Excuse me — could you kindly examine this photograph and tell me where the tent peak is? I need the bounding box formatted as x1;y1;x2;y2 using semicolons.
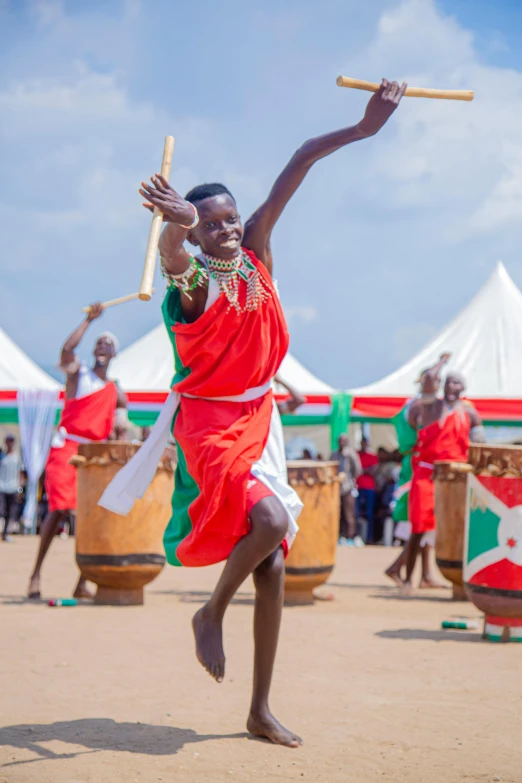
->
351;259;522;399
494;259;508;279
0;326;60;391
484;260;522;302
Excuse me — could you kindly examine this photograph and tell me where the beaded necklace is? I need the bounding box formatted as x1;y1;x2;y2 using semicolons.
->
202;249;272;314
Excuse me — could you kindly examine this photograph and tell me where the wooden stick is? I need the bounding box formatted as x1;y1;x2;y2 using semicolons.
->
336;76;474;102
139;135;175;301
82;290;155;313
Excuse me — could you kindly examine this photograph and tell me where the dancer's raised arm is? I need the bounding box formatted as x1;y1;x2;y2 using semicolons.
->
243;79;406;273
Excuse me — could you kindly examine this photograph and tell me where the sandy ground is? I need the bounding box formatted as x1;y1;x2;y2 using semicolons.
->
1;538;521;783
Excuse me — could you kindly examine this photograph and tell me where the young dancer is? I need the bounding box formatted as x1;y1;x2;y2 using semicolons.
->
106;79;407;747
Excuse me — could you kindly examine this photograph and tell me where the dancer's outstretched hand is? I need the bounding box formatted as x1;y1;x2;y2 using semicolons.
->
140;175;195;226
357;79;407;137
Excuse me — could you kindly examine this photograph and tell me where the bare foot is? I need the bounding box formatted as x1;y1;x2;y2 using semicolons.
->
27;574;41;600
400;580;413;595
192;605;225;682
247;710;302;748
419;578;446;589
72;578;94;600
385;567;404;587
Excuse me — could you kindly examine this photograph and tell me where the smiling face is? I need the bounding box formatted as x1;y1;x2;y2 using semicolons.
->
187;194;243;259
93;336;115;366
444;375;465;402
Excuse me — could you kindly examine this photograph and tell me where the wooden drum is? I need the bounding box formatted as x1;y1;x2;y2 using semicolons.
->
73;442;173;606
284;461;340;605
468;442;522;477
434;460;473;600
464;443;522;642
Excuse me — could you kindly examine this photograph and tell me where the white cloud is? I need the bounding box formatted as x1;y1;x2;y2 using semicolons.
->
5;0;522;390
342;0;522;241
0;68;154;123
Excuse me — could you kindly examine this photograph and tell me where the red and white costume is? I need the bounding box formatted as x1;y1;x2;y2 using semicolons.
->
45;365;117;512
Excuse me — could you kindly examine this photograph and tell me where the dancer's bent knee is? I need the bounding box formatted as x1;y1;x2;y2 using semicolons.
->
250;496;289;550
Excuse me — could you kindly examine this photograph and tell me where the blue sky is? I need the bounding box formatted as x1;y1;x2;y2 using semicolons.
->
2;0;522;388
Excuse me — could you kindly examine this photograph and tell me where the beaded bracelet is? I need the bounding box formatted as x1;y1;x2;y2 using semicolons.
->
161;256;208;300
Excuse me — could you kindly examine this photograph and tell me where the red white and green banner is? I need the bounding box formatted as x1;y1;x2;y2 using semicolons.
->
4;387;522;429
0;389;336;428
351;396;522;425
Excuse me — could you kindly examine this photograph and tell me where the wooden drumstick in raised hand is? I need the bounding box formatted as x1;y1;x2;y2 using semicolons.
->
82;290;155;313
336;76;474;101
139;135;175;301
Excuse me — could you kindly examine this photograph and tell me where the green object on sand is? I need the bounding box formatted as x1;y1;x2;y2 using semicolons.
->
441;620;479;630
48;599;78;607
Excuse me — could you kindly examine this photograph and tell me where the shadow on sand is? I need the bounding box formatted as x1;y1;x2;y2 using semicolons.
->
369;590;454;604
0;718;247;768
151;588;255;607
0;595;48;606
376;628;482;643
326;582;392;591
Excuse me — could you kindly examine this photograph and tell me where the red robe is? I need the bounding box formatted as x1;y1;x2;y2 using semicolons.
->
45;382;117;512
163;250;290;567
410;407;470;534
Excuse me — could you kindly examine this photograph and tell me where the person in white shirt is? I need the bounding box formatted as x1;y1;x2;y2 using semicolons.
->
0;435;22;542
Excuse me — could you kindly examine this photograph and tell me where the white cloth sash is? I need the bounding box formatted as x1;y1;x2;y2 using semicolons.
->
98;382;271;517
51;426;92;449
251;400;302;549
183;382;271;403
99;391;180;515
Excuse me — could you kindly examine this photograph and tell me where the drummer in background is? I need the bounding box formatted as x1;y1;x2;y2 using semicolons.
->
401;368;485;591
27;305;127;600
274;376;306;415
385;354;450;586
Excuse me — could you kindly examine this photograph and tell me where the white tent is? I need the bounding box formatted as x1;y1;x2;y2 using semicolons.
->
352;262;522;400
111;323;334;396
0;327;59;392
0;328;60;532
0;325;60;423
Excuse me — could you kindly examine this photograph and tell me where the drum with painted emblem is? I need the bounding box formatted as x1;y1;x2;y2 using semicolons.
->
464;443;522;642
